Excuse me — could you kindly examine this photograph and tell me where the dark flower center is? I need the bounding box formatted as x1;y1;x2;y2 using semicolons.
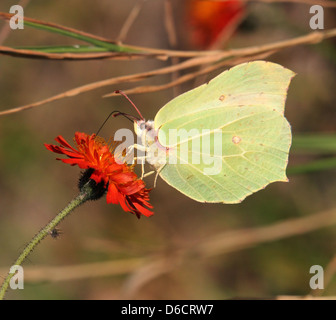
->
78;168;107;201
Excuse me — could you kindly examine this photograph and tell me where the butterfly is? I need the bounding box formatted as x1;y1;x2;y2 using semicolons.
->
117;61;295;204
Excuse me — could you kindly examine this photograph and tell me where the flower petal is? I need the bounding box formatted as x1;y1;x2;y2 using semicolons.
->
106;183;120;204
133;202;154;217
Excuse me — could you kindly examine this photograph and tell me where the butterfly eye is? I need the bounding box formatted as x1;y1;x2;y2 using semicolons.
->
145;124;153;131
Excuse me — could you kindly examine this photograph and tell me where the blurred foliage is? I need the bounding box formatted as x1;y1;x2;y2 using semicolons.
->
1;0;336;300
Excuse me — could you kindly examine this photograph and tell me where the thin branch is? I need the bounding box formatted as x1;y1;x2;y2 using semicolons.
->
103;51;274;97
164;0;181;96
0;45;157;60
1;10;336;60
196;207;336;258
0;11;218;58
117;0;147;43
164;0;178;48
0;54;221;116
0;12;117;43
0;258;146;283
1;28;336;116
215;29;336;60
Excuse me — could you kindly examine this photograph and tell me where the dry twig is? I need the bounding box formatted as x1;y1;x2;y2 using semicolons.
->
1;28;335;116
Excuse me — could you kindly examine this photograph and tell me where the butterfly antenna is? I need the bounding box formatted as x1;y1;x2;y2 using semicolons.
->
115;90;144;120
96;110;139;136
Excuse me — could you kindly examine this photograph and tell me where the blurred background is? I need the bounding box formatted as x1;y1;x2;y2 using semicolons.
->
1;0;336;300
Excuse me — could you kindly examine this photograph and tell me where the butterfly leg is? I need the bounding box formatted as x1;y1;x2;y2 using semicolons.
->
127;143;152;179
123;143;148;179
142;170;155;178
132;156;147;179
136;169;159;188
126;144;163;181
153;164;166;188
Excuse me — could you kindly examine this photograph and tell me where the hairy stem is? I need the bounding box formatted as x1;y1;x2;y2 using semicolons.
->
0;185;92;300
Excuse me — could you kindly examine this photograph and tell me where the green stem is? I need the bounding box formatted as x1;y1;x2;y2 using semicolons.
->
24;21;139;53
0;185;92;300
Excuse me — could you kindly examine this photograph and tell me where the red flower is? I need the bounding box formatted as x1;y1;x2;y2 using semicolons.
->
44;132;153;218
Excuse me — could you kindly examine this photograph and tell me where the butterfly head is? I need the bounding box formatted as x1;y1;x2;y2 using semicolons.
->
134;119;158;147
134;119;154;137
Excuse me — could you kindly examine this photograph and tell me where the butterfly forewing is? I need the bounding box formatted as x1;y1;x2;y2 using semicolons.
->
153;61;294;203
